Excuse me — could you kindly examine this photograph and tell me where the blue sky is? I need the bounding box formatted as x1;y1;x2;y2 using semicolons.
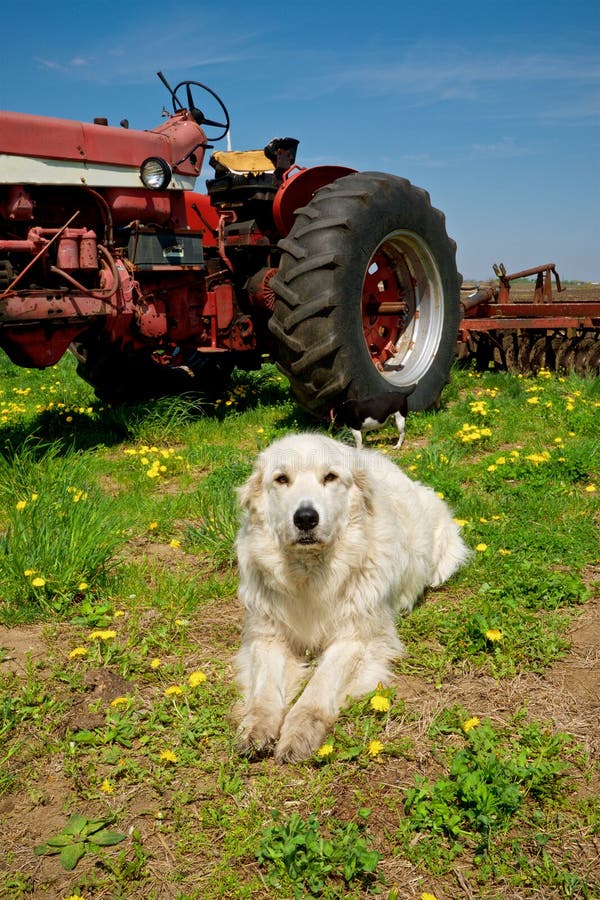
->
2;0;598;281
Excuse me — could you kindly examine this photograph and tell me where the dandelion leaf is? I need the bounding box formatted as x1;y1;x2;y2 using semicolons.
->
59;841;86;870
87;828;127;846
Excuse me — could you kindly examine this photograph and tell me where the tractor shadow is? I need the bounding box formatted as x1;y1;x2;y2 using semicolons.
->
0;364;315;460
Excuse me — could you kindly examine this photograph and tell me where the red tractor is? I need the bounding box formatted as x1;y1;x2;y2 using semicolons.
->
0;73;463;411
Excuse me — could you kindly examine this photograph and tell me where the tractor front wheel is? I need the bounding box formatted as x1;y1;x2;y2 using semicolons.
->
71;340;233;405
269;172;461;413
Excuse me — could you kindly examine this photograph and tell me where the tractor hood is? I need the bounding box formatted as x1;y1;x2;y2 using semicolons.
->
0;109;206;189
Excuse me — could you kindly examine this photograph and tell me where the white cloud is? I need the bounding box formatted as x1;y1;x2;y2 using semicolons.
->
33;18;257;84
287;44;600;121
470;136;528;158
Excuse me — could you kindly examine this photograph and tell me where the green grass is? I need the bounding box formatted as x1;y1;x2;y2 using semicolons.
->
0;352;598;899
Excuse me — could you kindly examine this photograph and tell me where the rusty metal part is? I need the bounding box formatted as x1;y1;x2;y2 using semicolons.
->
0;211;80;298
459;263;600;374
461;286;495;315
461;328;600;377
492;262;562;302
49;244;120;300
246;267;278;312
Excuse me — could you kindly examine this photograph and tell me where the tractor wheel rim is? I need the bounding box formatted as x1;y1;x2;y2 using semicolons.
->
361;230;445;386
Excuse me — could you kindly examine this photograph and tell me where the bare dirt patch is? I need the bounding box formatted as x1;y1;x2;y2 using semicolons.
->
0;624;49;675
1;586;598;898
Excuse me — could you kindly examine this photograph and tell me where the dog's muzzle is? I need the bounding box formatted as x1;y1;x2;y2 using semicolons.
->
293;504;320;544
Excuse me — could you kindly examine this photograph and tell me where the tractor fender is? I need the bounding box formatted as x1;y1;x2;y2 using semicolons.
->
272;165;357;236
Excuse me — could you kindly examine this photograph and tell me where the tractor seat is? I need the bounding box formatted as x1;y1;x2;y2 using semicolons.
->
206;138;299;209
210;149;275;176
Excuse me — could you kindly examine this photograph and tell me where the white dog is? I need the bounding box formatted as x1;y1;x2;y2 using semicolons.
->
234;433;469;762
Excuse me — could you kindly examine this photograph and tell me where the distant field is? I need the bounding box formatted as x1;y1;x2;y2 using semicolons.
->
463;277;599;302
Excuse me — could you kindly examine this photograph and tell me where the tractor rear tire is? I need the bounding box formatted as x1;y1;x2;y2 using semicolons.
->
268;171;461;414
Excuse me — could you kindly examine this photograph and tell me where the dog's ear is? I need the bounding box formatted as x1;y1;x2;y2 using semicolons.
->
352;465;375;515
237;467;263;512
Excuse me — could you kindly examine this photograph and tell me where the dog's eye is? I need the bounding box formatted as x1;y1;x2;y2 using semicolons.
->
274;473;289;485
323;471;338;484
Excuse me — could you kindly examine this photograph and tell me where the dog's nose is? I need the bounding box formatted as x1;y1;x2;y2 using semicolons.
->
293;505;319;531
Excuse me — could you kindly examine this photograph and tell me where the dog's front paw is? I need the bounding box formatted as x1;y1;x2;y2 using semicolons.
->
274;708;331;763
237;711;283;758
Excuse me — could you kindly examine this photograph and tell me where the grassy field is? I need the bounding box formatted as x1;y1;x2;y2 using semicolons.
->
0;352;598;899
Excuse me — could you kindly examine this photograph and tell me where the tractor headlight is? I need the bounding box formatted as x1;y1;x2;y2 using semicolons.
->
140;157;172;190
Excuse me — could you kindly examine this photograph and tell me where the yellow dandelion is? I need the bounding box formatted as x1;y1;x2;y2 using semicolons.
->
422;893;439;900
453;518;469;528
370;694;391;713
150;657;162;669
88;629;117;641
110;696;129;707
164;685;183;696
367;739;384;757
584;484;597;493
475;543;488;552
159;749;178;763
78;582;89;591
31;576;46;587
498;549;512;556
316;743;334;758
16;499;27;510
485;628;503;642
148;521;159;530
113;609;125;618
462;716;480;733
100;778;114;795
24;568;36;576
169;539;181;549
69;646;88;659
62;894;88;900
188;671;207;687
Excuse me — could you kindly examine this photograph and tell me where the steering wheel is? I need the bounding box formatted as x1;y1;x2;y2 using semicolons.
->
171;80;230;141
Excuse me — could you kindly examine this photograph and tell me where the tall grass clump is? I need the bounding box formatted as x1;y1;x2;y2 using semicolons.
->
0;442;126;618
186;462;250;568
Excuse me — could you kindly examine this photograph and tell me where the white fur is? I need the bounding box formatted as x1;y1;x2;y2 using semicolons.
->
234;432;469;762
350;410;406;449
